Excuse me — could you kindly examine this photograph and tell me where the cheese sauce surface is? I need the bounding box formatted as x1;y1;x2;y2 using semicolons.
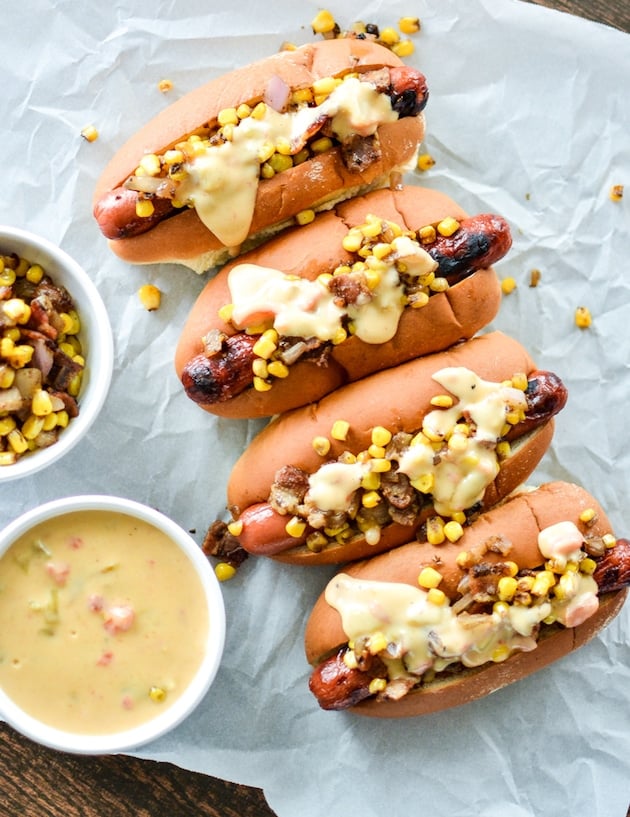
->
227;234;436;344
0;511;210;734
178;77;399;247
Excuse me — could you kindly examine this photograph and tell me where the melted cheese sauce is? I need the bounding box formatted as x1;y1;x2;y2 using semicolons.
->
227;235;436;344
177;77;399;247
0;511;210;734
326;566;599;681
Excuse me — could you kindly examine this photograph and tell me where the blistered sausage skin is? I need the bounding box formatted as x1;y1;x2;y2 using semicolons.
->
181;213;512;407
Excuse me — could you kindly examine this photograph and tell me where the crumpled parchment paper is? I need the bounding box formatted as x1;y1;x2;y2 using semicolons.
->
2;1;629;815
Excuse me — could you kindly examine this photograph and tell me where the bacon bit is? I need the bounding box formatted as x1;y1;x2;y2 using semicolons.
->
45;561;70;586
121;694;134;710
96;650;114;667
103;604;135;634
68;536;84;549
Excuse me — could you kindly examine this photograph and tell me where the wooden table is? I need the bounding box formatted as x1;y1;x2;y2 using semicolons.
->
1;2;628;815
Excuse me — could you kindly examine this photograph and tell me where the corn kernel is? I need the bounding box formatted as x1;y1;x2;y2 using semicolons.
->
158;78;173;93
267;360;289;379
307;532;328;553
497;576;518;601
369;457;391;473
368;678;387;695
311;9;337;35
342;231;364;253
575;306;592;329
81;124;99;142
392;39;415;58
427;587;447;605
250;101;267;120
0;451;17;466
501;277;517;295
411;473;434;494
399;16;421;34
217;303;234;324
312;77;339;97
227;519;243;537
253;331;278;359
269;152;293;173
253;376;272;392
251;358;268;379
603;533;617;549
7;345;34;368
579;557;597;575
370;426;392;447
285;516;306;538
492;644;511;663
3;298;31;324
31;389;53;417
0;416;17;435
426;516;445;545
310;436;330;458
291;87;314;105
215;562;237;582
532;570;556;596
418;566;442;589
367;443;386;460
430;394;454;409
56;410;69;428
135;198;155;218
331;420;350;441
504;561;519;577
436;217;460;237
138;284;161;311
343;650;358;670
444;520;464;542
8;429;28;454
578;507;596;524
529;268;542;287
361;471;381;491
362;491;382;509
418;224;437;244
609;184;624;202
217;107;239;127
295;209;315;226
368;632;389;654
330;327;347;346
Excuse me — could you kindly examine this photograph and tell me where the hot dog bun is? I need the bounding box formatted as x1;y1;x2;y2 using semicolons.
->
93;40;427;273
304;481;629;717
222;332;566;565
174;186;507;419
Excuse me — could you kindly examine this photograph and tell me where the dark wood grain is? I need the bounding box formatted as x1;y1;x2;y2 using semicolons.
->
1;3;628;817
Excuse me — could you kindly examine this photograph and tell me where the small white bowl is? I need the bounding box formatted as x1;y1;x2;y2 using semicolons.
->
0;495;226;754
0;227;113;482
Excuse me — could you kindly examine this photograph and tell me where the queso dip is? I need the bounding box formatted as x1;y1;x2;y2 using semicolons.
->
0;509;210;734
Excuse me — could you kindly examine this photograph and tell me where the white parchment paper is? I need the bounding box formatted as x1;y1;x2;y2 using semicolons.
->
2;1;630;815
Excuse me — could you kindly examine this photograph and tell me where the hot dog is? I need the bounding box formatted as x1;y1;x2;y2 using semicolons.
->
93;40;428;274
174;186;509;419
304;481;630;717
208;332;567;566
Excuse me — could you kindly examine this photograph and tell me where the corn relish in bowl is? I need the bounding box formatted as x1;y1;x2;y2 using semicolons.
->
0;226;113;482
0;495;226;754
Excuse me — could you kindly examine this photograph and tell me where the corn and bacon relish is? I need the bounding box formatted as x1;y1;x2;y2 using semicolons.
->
0;253;84;466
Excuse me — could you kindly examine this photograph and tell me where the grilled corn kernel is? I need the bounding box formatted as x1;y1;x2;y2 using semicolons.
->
56;410;69;428
158;78;173;93
311;9;336;34
501;277;517;295
81;124;99;142
610;184;624;201
0;416;17;435
31;389;53;417
368;678;387;695
529;268;542;287
426;516;445;545
306;532;328;553
532;570;556;596
252;358;268;379
399;16;421;34
7;344;34;368
362;491;382;509
575;306;592;329
285;516;307;538
331;420;350;441
418;225;437;245
0;451;17;466
312;436;331;456
497;576;518;601
579;557;597;575
253;376;272;392
253;330;278;359
295;208;315;226
7;429;28;454
138;284;161;311
444;521;464;543
418;566;443;589
427;587;447;605
215;562;237;582
578;507;596;524
267;360;289;379
135;198;155;218
226;519;243;537
3;298;31;324
436;217;460;237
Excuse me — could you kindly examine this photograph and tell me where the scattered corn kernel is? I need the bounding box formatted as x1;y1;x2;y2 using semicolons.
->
311;9;337;35
603;533;617;549
215;562;237;582
392;39;415;58
497;576;518;601
529;268;542;287
426;516;445;545
267;360;289;378
575;306;592;329
135;198;155;218
253;376;272;392
81;124;99;142
157;78;173;93
444;521;464;543
227;519;243;537
362;491;382;509
368;632;389;654
343;650;358;670
368;678;387;695
430;394;454;409
427;587;447;605
331;420;350;441
372;426;393;449
295;208;316;226
138;284;161;311
399;16;421;34
312;435;331;456
285;516;307;538
418;566;443;589
492;644;511;663
501;277;517;295
609;184;624;201
579;557;597;575
579;507;597;524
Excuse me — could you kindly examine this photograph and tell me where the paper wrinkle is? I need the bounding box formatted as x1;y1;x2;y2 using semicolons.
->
2;1;630;816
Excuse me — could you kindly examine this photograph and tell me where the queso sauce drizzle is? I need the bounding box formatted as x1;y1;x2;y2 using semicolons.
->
0;510;210;734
